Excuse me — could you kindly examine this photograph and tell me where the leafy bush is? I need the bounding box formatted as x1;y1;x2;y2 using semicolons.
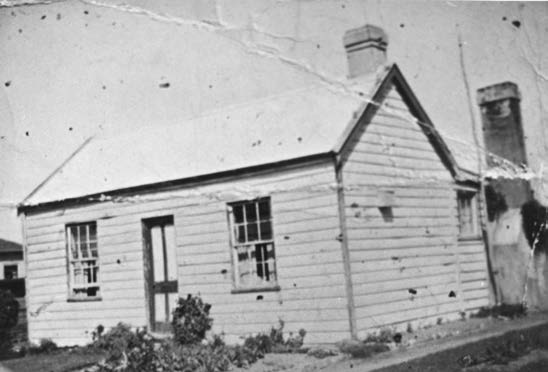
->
0;289;18;329
242;320;307;355
94;318;307;371
27;338;59;355
337;339;389;358
0;289;19;357
307;347;339;359
473;304;527;319
172;294;213;346
94;299;307;371
93;323;152;363
337;330;395;359
96;333;254;372
363;328;396;344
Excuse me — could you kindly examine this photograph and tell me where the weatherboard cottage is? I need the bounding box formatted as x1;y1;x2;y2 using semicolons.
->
18;25;490;346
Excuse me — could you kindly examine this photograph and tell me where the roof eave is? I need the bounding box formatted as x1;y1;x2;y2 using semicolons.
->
18;151;336;215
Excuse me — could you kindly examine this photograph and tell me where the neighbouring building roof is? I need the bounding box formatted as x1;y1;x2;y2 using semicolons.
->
20;64;471;210
0;238;22;254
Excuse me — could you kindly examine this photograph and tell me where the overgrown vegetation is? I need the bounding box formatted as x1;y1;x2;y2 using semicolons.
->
336;328;398;359
0;289;19;359
473;304;527;319
26;338;59;355
92;295;307;371
458;334;534;368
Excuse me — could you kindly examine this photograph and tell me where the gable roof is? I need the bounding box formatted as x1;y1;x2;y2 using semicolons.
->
19;64;463;211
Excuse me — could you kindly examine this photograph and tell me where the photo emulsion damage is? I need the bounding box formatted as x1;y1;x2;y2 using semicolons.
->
1;1;548;371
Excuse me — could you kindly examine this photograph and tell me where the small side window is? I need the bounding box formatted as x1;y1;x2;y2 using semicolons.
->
457;190;480;239
3;265;18;280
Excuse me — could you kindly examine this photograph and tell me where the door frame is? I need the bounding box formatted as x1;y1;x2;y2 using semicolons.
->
141;215;176;333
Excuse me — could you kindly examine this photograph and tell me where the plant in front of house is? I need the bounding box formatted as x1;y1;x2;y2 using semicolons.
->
26;338;59;355
241;319;307;355
0;289;19;359
94;295;308;371
171;294;213;346
336;328;401;359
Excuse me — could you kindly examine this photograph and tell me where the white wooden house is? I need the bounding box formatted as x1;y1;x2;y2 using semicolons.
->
18;25;490;346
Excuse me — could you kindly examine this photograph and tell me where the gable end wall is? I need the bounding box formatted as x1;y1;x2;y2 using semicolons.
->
341;84;489;338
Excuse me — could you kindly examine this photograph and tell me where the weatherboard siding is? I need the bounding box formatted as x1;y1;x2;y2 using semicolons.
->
24;160;350;346
342;86;488;337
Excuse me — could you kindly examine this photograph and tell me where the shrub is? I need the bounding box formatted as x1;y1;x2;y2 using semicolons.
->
0;289;19;357
473;304;527;319
0;289;19;330
172;294;213;346
242;320;307;354
363;328;395;344
307;347;339;359
337;339;389;358
95;320;307;371
93;323;151;362
27;338;58;355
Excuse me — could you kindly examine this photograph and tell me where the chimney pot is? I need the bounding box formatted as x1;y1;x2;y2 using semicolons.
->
344;24;388;78
477;81;520;105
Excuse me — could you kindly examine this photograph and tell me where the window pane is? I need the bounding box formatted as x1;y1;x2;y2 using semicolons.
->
164;224;178;281
151;226;165;282
236;225;246;243
259;221;272;240
265;243;275;259
258;200;270;220
89;223;97;242
247;223;259;241
69;227;78;259
73;262;83;285
233;205;244;223
245;203;257;222
237;246;250;262
457;191;476;236
90;242;98;258
3;265;18;280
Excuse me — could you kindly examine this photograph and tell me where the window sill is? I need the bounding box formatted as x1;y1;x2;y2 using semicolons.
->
231;285;281;294
67;296;102;302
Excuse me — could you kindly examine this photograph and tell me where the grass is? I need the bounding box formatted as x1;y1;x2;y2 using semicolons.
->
0;347;105;372
372;323;548;372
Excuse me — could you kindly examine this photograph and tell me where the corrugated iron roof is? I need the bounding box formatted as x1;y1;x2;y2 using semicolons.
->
20;64;476;208
22;72;381;206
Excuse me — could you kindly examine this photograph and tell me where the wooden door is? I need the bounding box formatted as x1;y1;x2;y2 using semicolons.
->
142;216;178;333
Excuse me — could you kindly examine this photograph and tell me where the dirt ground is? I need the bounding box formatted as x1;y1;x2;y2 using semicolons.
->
234;313;548;372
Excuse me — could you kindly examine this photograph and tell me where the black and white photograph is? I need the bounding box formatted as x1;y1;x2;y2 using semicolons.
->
1;1;548;371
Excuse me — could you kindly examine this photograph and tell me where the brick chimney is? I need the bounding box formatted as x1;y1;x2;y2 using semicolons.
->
477;82;530;210
343;24;388;78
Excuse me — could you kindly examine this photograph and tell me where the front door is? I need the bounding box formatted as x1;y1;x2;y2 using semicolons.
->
142;216;178;333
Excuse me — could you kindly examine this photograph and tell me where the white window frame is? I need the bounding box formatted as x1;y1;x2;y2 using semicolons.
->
65;222;101;300
227;197;278;291
457;189;480;240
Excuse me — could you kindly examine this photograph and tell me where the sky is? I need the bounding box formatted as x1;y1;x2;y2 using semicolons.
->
1;0;547;243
